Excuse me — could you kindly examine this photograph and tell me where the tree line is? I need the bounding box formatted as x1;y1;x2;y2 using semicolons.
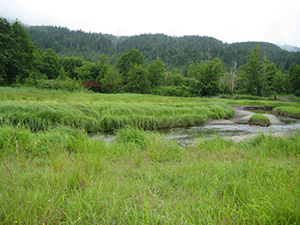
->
26;25;300;72
1;18;300;97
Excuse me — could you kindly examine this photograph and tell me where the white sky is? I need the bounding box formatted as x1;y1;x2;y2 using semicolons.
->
1;0;300;46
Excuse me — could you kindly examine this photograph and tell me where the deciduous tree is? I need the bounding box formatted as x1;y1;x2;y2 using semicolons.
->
100;65;124;93
125;64;150;93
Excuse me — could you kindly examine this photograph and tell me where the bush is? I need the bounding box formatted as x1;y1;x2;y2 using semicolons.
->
233;95;269;101
150;86;193;97
36;79;85;92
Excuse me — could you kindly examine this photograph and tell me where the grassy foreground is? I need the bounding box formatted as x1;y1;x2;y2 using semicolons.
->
1;87;300;224
0;126;300;224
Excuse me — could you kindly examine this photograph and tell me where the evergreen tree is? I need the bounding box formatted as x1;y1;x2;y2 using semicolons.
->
0;18;35;85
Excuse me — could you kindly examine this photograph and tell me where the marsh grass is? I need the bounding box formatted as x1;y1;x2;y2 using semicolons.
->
0;88;234;133
0;125;300;224
272;106;300;119
1;87;300;224
249;114;271;126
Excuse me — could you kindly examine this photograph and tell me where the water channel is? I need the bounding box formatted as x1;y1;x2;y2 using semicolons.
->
162;117;300;144
93;116;300;145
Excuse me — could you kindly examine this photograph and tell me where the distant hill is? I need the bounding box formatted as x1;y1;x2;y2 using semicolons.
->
26;25;300;72
278;44;300;52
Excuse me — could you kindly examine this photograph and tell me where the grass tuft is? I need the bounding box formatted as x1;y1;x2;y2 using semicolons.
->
249;114;271;127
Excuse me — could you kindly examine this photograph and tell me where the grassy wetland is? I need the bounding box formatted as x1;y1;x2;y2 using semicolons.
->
1;87;300;224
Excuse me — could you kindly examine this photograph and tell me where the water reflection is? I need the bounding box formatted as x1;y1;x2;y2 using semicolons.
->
162;122;300;142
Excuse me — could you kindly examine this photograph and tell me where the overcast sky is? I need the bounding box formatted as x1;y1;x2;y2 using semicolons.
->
1;0;300;46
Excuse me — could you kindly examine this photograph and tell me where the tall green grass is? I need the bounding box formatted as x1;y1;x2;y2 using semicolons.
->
0;126;299;224
0;88;234;132
249;114;271;126
272;106;300;119
1;87;300;224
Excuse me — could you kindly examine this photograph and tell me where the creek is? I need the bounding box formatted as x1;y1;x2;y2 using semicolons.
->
162;117;300;144
92;105;300;144
92;116;300;145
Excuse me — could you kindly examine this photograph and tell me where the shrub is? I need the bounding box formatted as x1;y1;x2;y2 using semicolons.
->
36;79;86;92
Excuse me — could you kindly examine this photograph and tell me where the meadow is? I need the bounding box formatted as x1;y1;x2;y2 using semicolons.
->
0;87;300;224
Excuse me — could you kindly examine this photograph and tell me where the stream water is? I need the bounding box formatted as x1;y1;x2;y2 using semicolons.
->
161;118;300;144
92;117;300;145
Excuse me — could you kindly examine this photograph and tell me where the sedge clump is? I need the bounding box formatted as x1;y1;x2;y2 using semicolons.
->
249;114;270;127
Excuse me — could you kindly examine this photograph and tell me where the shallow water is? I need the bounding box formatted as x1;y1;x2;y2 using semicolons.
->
92;117;300;144
162;120;300;143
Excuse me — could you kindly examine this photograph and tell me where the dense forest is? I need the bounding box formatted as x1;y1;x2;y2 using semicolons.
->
1;18;300;97
26;25;300;72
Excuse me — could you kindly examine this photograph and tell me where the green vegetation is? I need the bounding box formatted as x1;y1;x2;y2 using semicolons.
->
2;18;300;97
1;87;300;224
0;87;234;133
272;106;300;119
1;17;300;223
25;26;300;72
1;125;300;224
249;114;271;127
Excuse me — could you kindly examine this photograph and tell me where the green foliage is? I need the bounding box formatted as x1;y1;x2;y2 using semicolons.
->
117;48;145;78
1;86;300;224
39;48;60;79
0;125;87;155
61;56;84;79
125;64;150;94
239;45;280;96
2;19;300;97
116;127;149;147
0;87;234;132
1;125;300;224
248;114;270;127
100;65;124;93
288;63;300;96
272;70;291;94
74;61;105;81
165;69;186;86
0;18;35;85
187;57;224;96
36;79;85;92
26;26;300;72
148;59;165;86
150;85;193;97
233;95;269;101
272;106;300;119
56;67;69;81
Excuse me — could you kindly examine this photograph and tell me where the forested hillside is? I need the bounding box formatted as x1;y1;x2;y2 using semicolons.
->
2;18;300;97
26;25;300;71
